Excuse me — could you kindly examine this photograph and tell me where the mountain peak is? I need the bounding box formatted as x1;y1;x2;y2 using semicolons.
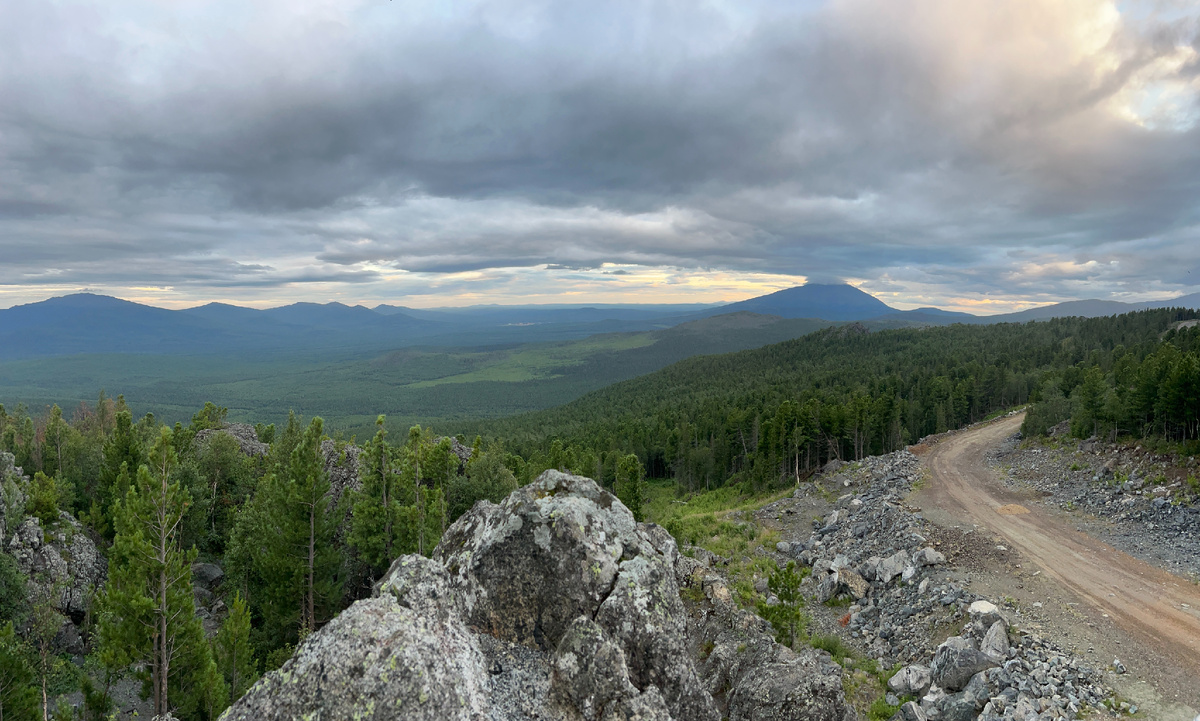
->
717;283;895;321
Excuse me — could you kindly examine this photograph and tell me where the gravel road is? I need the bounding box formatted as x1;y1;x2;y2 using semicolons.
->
914;413;1200;719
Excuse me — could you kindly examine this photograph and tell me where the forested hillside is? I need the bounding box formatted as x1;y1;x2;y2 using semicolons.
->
474;309;1200;493
1;307;1198;719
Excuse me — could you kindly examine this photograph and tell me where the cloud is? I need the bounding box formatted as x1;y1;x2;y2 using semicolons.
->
0;0;1197;310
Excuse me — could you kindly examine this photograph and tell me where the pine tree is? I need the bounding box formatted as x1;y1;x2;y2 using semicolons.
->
98;427;219;719
26;472;60;527
0;621;38;721
28;581;65;721
214;593;258;704
615;454;644;522
756;561;809;648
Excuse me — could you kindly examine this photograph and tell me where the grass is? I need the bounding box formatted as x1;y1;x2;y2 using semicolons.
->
643;479;792;606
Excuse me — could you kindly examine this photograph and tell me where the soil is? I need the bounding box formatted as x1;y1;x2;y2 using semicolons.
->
912;414;1200;720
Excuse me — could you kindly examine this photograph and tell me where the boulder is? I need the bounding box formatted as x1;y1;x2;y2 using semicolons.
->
7;512;106;623
192;562;224;591
980;620;1009;661
435;471;717;721
889;701;927;721
838;569;870;601
549;617;671;721
935;692;977;721
967;600;1005;628
929;637;998;692
877;549;910;585
912;548;945;567
887;664;932;698
704;634;848;721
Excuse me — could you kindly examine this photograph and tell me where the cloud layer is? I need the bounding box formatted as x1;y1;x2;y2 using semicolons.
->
1;0;1198;311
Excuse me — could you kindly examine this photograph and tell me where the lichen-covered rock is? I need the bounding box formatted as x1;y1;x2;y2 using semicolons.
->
437;470;718;721
7;512;106;623
550;617;671;721
219;595;492;721
195;423;268;457
435;471;644;650
706;633;848;721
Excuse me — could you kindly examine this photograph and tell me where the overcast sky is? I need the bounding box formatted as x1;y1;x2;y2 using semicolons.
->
1;0;1198;312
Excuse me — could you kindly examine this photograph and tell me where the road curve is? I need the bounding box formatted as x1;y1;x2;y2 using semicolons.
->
916;413;1200;682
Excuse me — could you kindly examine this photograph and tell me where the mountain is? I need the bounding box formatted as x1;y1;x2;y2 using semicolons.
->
707;283;896;321
0;294;243;359
967;293;1200;324
1142;292;1200;311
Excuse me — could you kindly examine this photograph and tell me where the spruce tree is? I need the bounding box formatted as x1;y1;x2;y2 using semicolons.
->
249;417;343;640
98;427;221;719
349;417;410;577
214;593;258;704
615;454;644;522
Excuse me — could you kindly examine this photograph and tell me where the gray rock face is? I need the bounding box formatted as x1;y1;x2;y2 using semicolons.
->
550;617;671;721
877;549;911;585
195;423;268;457
912;547;945;567
224;472;725;721
7;512;106;623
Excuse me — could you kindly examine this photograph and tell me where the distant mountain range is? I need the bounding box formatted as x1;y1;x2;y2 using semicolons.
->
1;285;1198;360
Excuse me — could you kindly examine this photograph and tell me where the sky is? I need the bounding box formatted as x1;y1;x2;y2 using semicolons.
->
1;0;1198;313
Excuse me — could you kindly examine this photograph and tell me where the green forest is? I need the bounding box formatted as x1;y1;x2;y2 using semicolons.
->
1;307;1198;719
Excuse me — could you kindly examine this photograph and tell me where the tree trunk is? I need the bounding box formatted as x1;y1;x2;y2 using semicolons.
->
307;502;316;633
382;450;392;562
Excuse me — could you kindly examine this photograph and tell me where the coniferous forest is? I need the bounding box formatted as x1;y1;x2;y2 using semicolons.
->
0;307;1198;719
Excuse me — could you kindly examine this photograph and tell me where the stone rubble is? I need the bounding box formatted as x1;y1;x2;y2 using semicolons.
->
772;450;1116;721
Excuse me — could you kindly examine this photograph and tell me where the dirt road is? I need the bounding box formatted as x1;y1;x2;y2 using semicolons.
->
914;413;1200;716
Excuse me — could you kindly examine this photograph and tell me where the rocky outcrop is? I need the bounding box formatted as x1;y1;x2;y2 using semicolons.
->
195;423;268;457
437;435;474;473
224;471;845;720
320;439;361;512
7;512;106;624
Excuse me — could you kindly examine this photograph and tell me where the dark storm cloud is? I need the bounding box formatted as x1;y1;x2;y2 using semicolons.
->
0;0;1198;308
